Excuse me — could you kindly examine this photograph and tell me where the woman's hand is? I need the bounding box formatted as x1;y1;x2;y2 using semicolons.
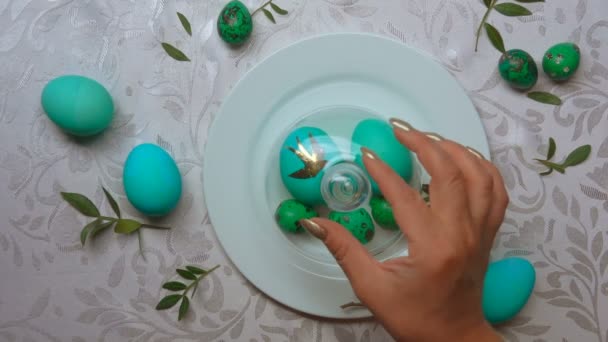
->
300;118;508;341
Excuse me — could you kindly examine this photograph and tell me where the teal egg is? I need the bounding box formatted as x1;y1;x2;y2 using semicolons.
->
351;119;414;195
123;144;182;217
41;75;114;136
279;127;339;206
482;257;536;324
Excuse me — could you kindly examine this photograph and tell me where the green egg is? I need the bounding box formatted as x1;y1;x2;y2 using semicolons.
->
498;49;538;91
217;0;253;45
274;199;318;233
329;208;375;244
370;197;398;230
542;42;581;81
41;75;114;136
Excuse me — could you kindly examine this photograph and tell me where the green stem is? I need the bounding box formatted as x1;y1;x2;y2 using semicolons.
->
141;224;171;230
475;0;496;52
137;229;147;262
534;159;566;173
98;216;169;230
182;265;220;298
251;0;272;16
99;216;118;222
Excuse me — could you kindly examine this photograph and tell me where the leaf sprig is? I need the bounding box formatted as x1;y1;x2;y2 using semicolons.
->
475;0;539;53
162;12;193;62
535;137;592;176
61;188;170;260
251;0;289;24
156;265;220;320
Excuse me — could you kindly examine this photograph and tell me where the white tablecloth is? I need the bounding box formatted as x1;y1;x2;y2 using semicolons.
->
1;0;607;341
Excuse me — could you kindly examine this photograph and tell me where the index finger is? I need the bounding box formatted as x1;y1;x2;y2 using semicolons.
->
389;118;471;224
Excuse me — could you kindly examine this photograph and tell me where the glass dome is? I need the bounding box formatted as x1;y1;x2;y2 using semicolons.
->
266;105;424;261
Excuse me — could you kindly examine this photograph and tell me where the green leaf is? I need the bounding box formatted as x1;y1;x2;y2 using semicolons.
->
535;159;566;173
483;23;506;53
262;8;276;23
483;0;492;7
178;296;189;321
162;281;187;291
562;145;592;167
547;137;556;160
514;0;544;2
61;193;100;217
527;91;562;105
177;12;192;36
176;269;197;280
156;294;183;310
89;221;114;239
186;266;206;275
161;43;190;62
80;219;101;246
114;219;142;234
102;187;120;218
494;3;532;16
270;2;288;15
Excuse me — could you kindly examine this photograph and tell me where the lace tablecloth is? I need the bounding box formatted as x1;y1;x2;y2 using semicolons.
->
1;0;607;341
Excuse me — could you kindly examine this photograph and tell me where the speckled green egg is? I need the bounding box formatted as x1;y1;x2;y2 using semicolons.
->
351;119;414;196
542;42;581;81
41;75;114;136
329;208;375;244
217;0;253;45
274;199;318;233
498;49;538;91
370;197;398;230
279;127;340;206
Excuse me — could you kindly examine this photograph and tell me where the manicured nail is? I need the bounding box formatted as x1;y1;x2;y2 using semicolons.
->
360;147;377;160
424;132;445;141
389;118;415;132
466;146;485;160
299;219;327;240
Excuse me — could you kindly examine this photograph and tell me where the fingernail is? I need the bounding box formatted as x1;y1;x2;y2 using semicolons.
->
466;146;485;160
360;147;377;160
299;219;327;240
424;132;445;141
389;118;415;132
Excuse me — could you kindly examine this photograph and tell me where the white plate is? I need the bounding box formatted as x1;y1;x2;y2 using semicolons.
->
203;33;489;319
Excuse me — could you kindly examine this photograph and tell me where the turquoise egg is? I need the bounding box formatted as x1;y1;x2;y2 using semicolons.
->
41;75;114;136
482;257;536;324
351;119;414;195
279;127;340;206
123;144;182;217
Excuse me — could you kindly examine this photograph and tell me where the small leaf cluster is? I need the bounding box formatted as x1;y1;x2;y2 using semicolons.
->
61;187;170;259
156;265;220;321
535;138;592;176
256;1;289;24
162;12;193;62
477;0;540;53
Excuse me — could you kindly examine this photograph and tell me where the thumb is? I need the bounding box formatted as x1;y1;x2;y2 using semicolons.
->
299;218;380;290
